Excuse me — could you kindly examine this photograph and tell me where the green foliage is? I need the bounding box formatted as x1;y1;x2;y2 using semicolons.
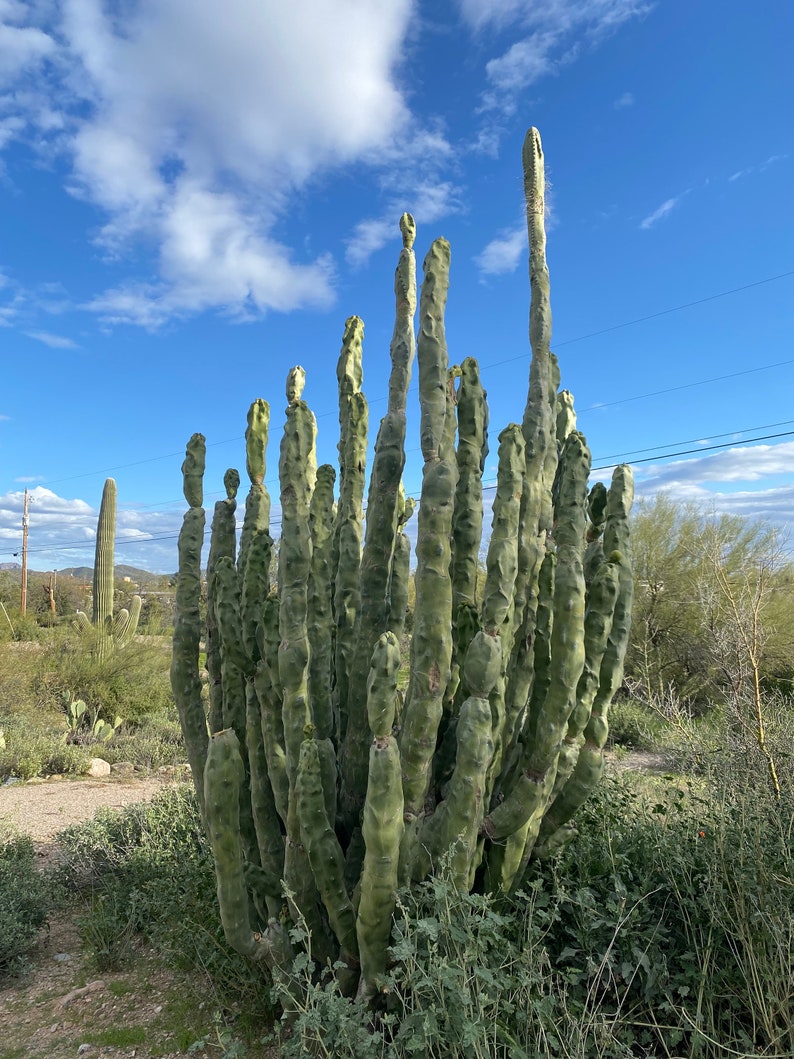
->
55;786;273;1022
0;832;49;977
0;718;92;779
606;698;664;751
41;636;173;724
628;495;794;710
535;764;794;1057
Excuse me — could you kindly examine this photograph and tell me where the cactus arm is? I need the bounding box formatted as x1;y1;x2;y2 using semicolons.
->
386;496;415;639
451;357;488;616
333;318;368;746
339;218;417;831
238;399;271;580
308;464;337;741
245;680;284;918
296;736;359;963
171;434;209;821
356;633;403;1001
399;237;457;825
204;728;294;973
206;471;240;734
416;690;495;890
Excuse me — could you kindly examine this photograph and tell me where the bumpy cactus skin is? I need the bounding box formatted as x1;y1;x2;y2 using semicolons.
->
172;128;634;1004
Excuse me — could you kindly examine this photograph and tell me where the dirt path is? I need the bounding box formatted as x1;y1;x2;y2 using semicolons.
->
0;772;227;1059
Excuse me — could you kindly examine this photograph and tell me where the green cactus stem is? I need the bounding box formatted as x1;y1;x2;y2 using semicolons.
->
204;728;294;972
357;633;403;1001
296;735;359;965
171;434;209;820
339;217;417;832
308;463;337;742
333;317;368;746
399;237;457;831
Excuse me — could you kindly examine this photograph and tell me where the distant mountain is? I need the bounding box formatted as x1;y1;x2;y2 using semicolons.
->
0;562;22;572
58;565;166;587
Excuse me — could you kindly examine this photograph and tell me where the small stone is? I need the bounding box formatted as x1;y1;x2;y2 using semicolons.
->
154;1004;162;1013
77;1045;92;1055
110;761;135;775
53;952;73;963
87;758;111;778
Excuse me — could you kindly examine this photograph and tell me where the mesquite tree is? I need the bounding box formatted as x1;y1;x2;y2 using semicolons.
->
171;128;634;1001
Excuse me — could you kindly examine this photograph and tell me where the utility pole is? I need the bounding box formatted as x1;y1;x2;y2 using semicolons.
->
20;488;29;617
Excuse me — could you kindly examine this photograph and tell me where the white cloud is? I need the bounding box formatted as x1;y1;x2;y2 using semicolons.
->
592;441;794;542
25;330;78;349
613;90;634;108
638;441;794;488
0;2;55;85
475;225;526;276
346;175;463;267
4;0;417;325
728;153;788;182
639;194;684;229
459;0;651;114
0;485;185;572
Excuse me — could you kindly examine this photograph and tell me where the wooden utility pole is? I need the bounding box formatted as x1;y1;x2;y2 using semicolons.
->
20;488;29;617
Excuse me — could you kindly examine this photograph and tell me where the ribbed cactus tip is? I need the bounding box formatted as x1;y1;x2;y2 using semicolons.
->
399;212;416;249
286;366;306;405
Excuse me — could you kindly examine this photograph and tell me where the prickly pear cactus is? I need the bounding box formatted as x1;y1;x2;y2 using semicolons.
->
171;127;634;1003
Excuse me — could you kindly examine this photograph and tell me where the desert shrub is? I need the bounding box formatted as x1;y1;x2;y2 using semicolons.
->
55;786;272;1021
0;832;49;977
97;713;185;770
536;768;794;1057
607;698;663;751
33;636;173;723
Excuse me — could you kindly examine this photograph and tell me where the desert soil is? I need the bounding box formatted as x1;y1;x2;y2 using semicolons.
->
0;772;224;1059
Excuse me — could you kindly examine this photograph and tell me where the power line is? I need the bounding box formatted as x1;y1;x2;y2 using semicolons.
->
26;266;793;493
19;422;794;559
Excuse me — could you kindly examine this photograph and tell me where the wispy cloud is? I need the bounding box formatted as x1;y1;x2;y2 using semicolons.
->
613;90;634;108
728;153;788;182
14;475;45;483
475;225;526;276
458;0;651;118
346;182;463;267
639;192;686;230
25;330;79;349
600;441;794;540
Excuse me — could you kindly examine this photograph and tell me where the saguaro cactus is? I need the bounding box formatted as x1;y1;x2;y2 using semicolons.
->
172;127;634;1003
75;477;141;658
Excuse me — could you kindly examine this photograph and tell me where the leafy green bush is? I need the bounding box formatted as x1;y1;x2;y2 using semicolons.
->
607;698;663;751
0;832;49;977
0;722;91;780
55;786;272;1022
535;769;794;1057
34;636;173;723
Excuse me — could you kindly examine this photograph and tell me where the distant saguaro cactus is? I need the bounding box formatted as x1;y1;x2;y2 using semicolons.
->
74;478;141;658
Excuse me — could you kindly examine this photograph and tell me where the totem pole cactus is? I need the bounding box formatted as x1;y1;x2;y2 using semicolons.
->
171;127;634;1003
75;477;141;658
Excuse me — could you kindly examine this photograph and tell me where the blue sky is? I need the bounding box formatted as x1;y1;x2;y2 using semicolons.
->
1;0;792;574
